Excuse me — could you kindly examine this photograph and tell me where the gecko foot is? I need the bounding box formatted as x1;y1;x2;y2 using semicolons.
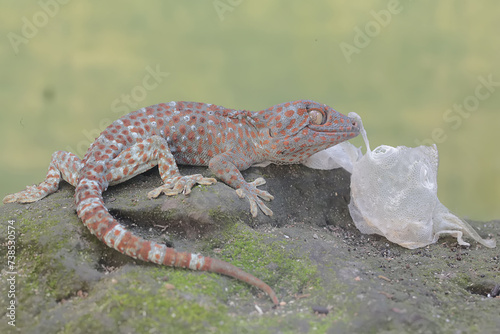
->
3;183;57;204
235;177;274;217
147;174;217;199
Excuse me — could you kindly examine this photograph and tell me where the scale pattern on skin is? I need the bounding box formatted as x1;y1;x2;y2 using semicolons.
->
4;100;360;305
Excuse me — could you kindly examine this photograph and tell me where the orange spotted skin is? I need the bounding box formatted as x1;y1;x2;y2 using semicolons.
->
3;100;359;305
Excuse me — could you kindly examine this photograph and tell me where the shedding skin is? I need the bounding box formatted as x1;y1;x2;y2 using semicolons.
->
3;100;360;305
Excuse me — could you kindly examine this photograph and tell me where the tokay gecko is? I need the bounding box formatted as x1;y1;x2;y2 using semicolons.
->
4;100;360;305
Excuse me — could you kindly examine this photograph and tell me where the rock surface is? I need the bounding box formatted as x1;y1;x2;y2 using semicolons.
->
0;164;498;333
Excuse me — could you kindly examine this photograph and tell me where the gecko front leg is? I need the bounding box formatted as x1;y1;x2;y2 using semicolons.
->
97;135;216;199
140;136;217;199
209;151;274;217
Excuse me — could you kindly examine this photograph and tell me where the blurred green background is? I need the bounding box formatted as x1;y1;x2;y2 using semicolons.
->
1;1;499;221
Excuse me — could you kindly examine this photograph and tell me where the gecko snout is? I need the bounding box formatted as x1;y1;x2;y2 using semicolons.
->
348;118;361;137
350;119;359;131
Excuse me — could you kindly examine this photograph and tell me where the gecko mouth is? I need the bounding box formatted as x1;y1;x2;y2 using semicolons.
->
309;117;360;136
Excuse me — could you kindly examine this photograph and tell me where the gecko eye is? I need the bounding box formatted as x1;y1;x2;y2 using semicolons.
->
308;108;325;125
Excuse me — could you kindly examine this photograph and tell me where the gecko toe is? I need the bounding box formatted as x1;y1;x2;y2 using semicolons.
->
248;177;266;187
246;196;273;217
3;194;17;204
257;200;273;216
197;177;217;185
148;174;216;199
3;185;52;204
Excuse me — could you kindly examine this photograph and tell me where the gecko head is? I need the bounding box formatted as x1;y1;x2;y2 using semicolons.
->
262;100;360;163
270;100;359;143
302;100;359;137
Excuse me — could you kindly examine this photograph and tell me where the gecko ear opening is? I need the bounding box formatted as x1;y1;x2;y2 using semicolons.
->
265;128;275;138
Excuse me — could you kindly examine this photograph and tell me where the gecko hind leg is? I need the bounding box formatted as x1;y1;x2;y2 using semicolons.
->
208;151;275;217
3;151;82;204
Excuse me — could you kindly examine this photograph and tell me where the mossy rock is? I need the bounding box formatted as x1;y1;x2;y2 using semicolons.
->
0;164;499;333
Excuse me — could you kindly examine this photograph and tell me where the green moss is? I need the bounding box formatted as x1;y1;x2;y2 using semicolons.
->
207;206;229;222
15;216;94;302
137;267;226;301
59;261;322;333
60;264;331;334
18;217;61;243
197;184;209;192
203;219;320;299
62;267;235;334
450;272;472;288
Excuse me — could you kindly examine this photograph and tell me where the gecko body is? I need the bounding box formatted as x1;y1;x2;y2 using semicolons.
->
4;100;360;305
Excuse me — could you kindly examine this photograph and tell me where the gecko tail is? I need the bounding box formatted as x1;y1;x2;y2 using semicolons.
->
75;177;279;305
206;257;279;305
